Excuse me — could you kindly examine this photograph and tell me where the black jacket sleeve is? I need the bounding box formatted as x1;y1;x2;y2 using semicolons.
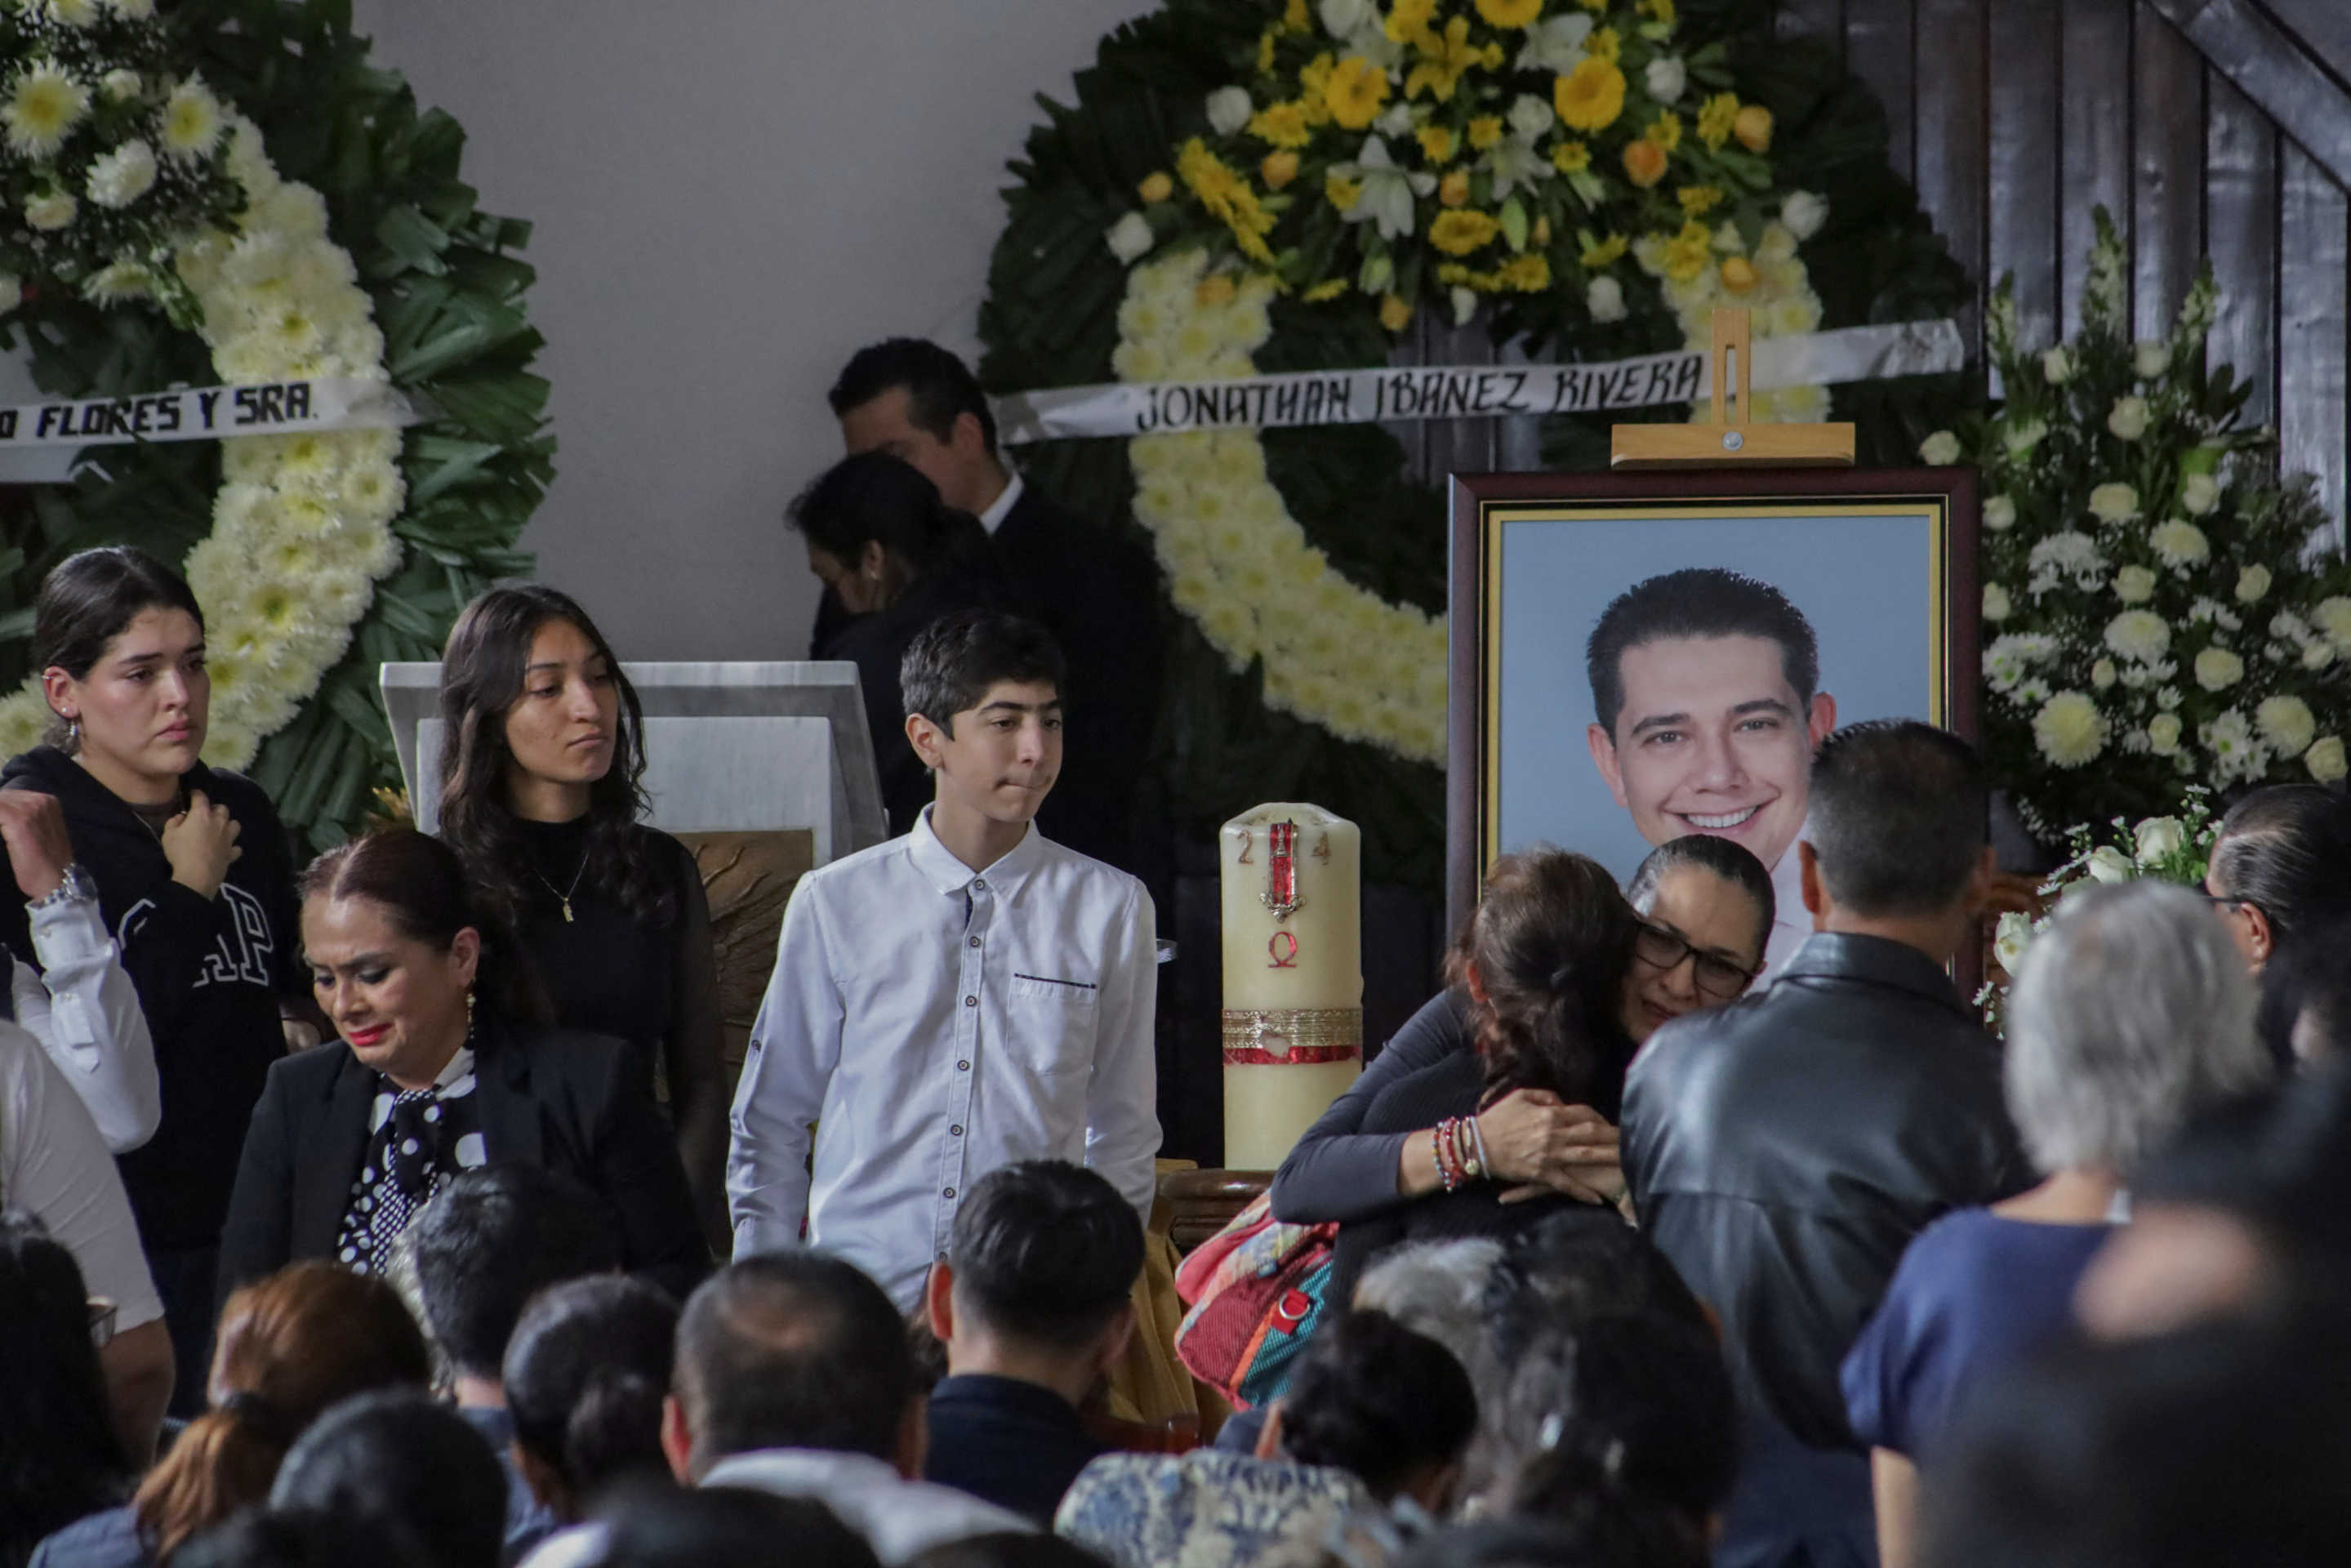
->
581;1042;714;1302
1269;990;1474;1224
216;1058;297;1305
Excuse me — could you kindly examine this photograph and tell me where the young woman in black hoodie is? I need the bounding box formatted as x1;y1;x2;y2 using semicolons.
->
0;547;306;1414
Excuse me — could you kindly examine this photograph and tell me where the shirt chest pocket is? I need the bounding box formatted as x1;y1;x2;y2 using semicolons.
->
1004;972;1098;1074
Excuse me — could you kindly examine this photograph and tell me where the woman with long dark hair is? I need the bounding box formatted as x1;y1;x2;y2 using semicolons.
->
0;546;309;1414
789;452;1004;835
0;1214;133;1568
1321;850;1663;1304
435;585;725;1234
29;1262;430;1568
215;829;708;1302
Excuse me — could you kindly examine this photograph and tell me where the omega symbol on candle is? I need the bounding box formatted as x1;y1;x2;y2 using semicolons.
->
1268;930;1299;968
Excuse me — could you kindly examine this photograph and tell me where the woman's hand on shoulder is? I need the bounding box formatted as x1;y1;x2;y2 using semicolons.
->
1479;1088;1623;1206
162;789;242;900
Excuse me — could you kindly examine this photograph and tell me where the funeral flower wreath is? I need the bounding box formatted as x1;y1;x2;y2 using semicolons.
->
0;0;547;848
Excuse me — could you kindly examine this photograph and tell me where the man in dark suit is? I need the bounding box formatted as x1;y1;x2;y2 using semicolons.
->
826;339;1163;878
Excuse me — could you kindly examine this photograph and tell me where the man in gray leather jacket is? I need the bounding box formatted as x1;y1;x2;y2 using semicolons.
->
1623;720;2031;1568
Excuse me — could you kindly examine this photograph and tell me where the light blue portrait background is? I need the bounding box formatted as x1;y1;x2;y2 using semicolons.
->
1494;510;1940;885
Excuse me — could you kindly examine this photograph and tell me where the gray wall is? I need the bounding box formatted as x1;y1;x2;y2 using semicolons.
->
353;0;1155;662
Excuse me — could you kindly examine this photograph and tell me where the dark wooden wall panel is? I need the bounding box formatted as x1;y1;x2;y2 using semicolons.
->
2204;70;2279;431
1845;3;1917;181
2133;14;2207;336
1776;0;1846;50
2063;0;2139;333
2278;142;2349;542
1913;0;1988;354
1986;0;2064;394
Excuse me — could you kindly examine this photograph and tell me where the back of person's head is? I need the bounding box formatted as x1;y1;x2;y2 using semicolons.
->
1396;1512;1708;1568
268;1391;505;1568
908;1535;1112;1568
1585;568;1818;737
828;337;997;454
1276;1310;1477;1503
1924;1313;2351;1567
170;1508;423;1568
505;1275;680;1517
1353;1238;1503;1372
1480;1315;1734;1535
0;1211;131;1564
2007;881;2273;1176
32;546;207;749
135;1263;430;1561
2210;784;2351;953
788;452;986;584
2259;915;2351;1066
300;826;553;1027
1443;849;1637;1101
412;1165;622;1383
899;608;1065;733
1624;835;1774;939
586;1481;879;1568
673;1253;913;1472
945;1160;1142;1350
1803;720;1987;917
1480;1209;1709;1370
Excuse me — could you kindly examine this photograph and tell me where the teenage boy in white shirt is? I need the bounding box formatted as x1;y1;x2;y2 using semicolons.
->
727;608;1159;1309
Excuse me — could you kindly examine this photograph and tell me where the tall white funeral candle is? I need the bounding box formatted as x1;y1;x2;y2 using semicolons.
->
1221;803;1362;1170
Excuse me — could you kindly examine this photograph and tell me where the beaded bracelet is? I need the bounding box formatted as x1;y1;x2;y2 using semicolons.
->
1433;1116;1466;1191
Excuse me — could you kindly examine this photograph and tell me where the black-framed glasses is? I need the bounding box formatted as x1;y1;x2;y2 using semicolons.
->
1633;922;1760;1003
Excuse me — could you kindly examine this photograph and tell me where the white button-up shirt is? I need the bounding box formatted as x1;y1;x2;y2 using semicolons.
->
726;807;1159;1309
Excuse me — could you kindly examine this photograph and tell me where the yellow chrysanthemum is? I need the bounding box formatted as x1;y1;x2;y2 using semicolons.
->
1325;172;1363;212
1249;99;1313;149
1261;150;1300;189
1676;185;1721;215
1300;51;1335;100
1734;103;1774;152
1440;252;1552;292
1551;139;1591;172
1647;110;1682;153
1258;27;1279;74
1579;231;1627;268
4;61;90;158
1429;208;1502;256
1379;293;1415;332
1474;0;1543;27
1720;256;1758;292
1418;123;1456;164
1437;168;1472;206
1467;115;1503;149
1322;54;1391;129
1662;220;1712;281
1386;0;1438;45
1587;25;1621;60
1138;171;1174;203
1553;57;1626;131
1302;278;1349;302
1178;137;1278;262
1406;17;1496;104
1283;0;1311;30
1696;91;1739;149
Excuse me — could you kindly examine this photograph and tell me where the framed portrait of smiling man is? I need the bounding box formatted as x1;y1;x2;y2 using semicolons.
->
1445;468;1980;966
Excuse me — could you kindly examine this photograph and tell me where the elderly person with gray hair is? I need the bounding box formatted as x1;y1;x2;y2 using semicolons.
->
1841;881;2273;1568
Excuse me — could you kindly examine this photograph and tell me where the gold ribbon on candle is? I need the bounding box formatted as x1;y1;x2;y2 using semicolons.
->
1221;1007;1364;1066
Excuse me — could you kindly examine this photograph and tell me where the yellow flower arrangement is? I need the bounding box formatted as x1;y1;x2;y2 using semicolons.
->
1249;100;1314;148
1406;16;1498;103
1587;24;1621;60
1322;54;1390;128
1261;149;1300;188
1138;171;1174;203
1386;0;1439;43
1695;91;1739;149
1474;0;1544;25
1325;171;1362;211
1417;122;1456;164
1429;207;1502;254
1554;56;1626;131
1439;252;1552;292
1552;139;1591;172
1676;184;1721;215
1734;103;1774;153
1437;167;1472;206
1661;218;1711;280
1621;136;1666;187
1719;255;1757;292
1579;230;1628;267
1467;114;1503;149
1646;109;1681;153
1379;292;1414;331
1178;137;1277;263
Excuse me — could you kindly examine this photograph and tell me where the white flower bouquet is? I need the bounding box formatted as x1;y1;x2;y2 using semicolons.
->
1925;210;2351;840
0;1;241;323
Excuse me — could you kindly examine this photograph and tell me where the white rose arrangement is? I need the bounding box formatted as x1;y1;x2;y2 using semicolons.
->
1961;209;2351;841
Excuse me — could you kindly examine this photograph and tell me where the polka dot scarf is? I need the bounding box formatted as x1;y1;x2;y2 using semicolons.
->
334;1046;487;1276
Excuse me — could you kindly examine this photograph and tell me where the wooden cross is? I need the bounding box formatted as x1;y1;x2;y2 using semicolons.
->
1610;307;1856;470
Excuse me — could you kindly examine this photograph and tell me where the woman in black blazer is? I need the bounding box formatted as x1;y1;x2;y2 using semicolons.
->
218;828;707;1303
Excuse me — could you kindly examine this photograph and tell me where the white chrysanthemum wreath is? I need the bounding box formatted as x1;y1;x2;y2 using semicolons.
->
0;102;403;768
1123;252;1450;763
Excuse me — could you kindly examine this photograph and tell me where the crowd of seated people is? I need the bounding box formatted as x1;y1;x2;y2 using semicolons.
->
2;383;2351;1568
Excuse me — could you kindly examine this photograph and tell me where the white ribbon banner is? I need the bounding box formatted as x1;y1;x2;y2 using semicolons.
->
0;377;419;449
995;318;1964;444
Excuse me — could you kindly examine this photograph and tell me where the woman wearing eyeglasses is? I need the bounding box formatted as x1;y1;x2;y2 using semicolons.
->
1271;835;1771;1246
